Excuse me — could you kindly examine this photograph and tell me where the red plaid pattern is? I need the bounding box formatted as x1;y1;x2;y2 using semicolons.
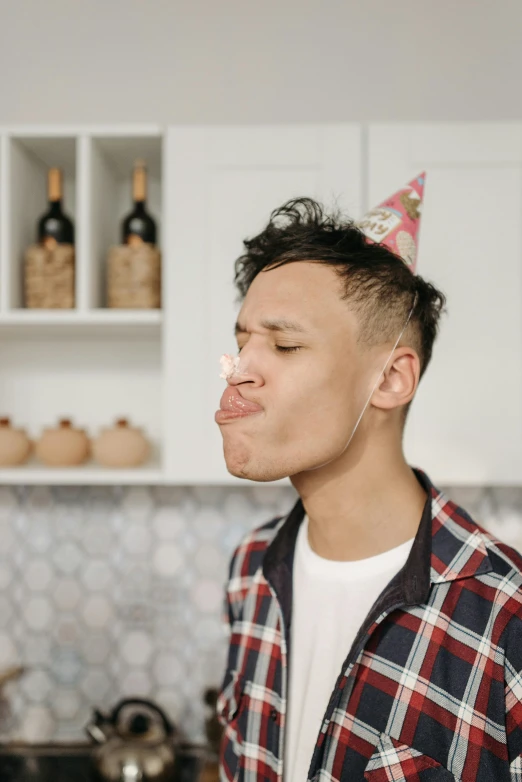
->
217;470;522;781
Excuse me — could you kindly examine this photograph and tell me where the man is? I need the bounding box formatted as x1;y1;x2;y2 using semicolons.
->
214;185;522;781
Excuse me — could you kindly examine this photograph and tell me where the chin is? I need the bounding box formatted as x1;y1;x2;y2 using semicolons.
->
223;443;290;483
227;464;287;482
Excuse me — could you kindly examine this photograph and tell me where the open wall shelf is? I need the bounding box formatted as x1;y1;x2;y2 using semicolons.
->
0;125;166;484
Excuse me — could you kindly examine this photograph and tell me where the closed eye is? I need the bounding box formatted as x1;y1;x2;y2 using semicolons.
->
236;345;302;354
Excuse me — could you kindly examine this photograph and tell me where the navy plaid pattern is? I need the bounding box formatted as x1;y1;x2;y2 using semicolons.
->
217;469;522;781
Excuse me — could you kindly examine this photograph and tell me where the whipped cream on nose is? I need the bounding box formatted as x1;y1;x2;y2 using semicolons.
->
219;353;249;380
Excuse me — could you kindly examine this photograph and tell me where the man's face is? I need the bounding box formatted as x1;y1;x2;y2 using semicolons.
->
216;261;379;482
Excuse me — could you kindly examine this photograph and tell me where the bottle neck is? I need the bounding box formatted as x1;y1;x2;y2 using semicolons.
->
48;199;63;211
133;163;147;202
132;199;146;213
48;168;62;202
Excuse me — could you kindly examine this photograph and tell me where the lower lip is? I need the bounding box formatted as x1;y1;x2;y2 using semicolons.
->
215;410;262;424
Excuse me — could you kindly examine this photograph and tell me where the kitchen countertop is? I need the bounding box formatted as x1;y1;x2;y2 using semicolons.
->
0;742;217;782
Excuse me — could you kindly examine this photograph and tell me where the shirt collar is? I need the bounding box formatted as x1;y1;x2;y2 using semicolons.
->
263;468;493;613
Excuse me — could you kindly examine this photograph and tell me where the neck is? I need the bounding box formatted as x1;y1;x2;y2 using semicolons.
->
290;428;427;561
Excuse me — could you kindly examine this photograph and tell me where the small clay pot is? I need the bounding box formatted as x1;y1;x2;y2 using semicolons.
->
35;419;90;467
0;418;32;466
92;418;150;468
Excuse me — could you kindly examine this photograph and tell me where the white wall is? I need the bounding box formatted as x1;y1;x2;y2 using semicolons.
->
0;0;520;125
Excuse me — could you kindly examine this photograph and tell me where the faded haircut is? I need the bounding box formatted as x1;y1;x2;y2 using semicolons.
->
233;197;446;380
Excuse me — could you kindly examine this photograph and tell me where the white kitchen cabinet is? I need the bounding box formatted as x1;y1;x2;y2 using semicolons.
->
368;123;522;485
164;124;363;484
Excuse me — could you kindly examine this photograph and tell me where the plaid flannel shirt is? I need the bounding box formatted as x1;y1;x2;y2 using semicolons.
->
217;469;522;781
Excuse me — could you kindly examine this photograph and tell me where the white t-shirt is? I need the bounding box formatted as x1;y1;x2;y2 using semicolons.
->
284;515;415;782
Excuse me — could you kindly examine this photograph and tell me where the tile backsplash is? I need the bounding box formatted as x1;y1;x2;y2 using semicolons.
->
0;482;521;743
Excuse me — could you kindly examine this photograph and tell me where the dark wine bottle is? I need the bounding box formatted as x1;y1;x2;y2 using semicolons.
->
37;168;74;249
121;160;157;246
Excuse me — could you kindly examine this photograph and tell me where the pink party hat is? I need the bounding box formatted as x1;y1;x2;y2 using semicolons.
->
357;173;425;274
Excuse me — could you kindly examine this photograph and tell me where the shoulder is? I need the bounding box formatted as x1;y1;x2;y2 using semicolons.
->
435;485;522;592
464;514;522;644
478;530;522;691
425;479;522;632
228;514;286;580
225;514;287;617
477;521;522;589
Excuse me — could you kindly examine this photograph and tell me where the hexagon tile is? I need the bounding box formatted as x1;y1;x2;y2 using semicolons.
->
0;482;520;742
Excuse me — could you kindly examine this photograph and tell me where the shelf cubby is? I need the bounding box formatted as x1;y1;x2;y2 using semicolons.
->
87;132;163;310
0;330;163;479
4;133;79;311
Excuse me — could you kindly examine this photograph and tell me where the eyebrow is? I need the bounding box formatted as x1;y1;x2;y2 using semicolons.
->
234;317;307;336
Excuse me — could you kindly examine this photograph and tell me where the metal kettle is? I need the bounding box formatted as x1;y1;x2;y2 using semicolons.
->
86;697;176;782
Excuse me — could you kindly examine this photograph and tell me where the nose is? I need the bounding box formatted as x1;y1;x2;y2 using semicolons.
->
226;353;264;388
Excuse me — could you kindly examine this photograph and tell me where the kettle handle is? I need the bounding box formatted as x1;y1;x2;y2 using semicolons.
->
110;698;175;737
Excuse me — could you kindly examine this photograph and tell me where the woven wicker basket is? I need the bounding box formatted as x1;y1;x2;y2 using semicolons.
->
107;244;161;309
24;243;75;308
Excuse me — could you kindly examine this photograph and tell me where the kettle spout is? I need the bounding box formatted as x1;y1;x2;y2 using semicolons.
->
85;707;111;744
85;722;108;744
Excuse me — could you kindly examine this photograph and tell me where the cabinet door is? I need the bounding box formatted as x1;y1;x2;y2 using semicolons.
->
368;123;522;484
164;125;362;483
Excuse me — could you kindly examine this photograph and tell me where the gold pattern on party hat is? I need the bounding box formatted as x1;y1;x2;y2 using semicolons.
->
356;173;425;274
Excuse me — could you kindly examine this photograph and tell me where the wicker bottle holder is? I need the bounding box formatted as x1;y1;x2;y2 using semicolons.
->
107;244;161;309
24;243;75;309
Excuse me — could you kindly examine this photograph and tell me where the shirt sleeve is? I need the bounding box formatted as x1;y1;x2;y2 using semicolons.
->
216;546;241;727
505;615;522;779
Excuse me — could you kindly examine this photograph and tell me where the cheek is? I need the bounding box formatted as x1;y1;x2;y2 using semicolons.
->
277;364;358;425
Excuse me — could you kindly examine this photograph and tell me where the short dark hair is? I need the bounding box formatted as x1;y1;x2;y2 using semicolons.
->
234;197;446;380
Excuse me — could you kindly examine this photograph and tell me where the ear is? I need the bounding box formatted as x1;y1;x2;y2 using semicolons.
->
371;346;421;411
